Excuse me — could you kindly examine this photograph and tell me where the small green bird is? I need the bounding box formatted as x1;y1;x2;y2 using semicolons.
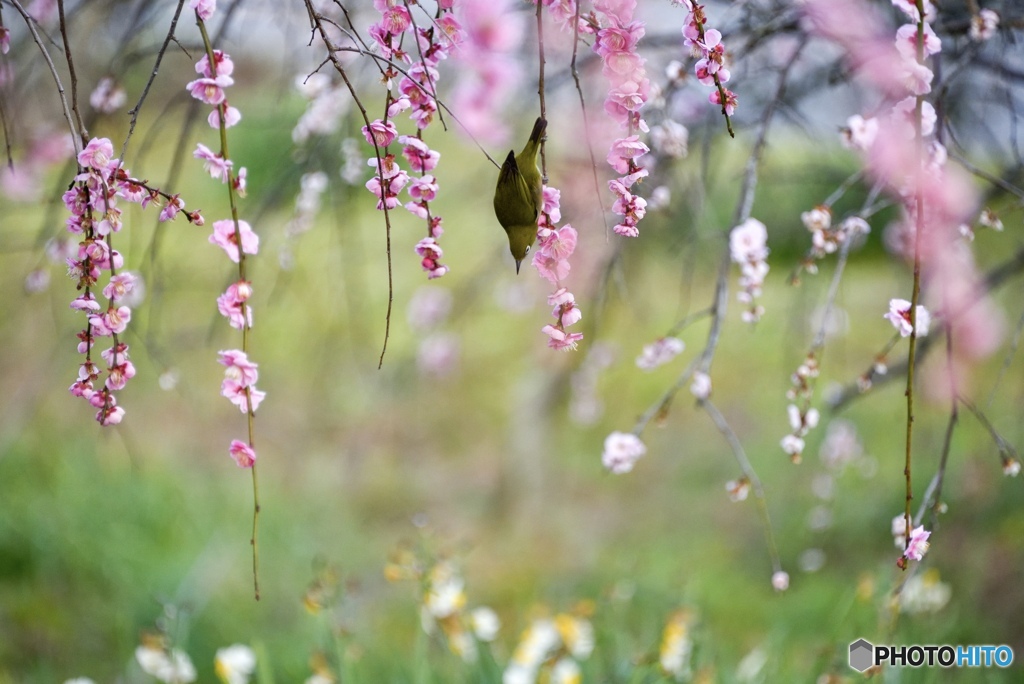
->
494;117;547;274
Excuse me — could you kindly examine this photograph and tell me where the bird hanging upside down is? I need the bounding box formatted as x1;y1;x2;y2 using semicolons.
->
493;117;546;274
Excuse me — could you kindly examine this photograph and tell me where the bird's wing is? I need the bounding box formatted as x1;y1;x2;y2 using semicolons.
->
497;151;540;226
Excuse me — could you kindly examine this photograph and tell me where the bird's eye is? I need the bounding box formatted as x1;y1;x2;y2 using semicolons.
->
524;245;531;255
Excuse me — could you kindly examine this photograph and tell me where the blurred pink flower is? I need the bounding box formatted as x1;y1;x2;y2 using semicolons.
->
229;440;257;468
601;431;646;474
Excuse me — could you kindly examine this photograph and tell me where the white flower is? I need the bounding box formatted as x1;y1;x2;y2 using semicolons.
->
690;371;711;399
969;8;999;41
659;611;693;680
550;658;582;684
736;646;769;683
781;434;805;458
726;478;750;502
602;431;647;474
729;218;769;263
136;646;197;684
471;606;500;641
502;664;535;684
510;619;561;670
424;563;466;619
1004;458;1021;477
556;614;594;660
771;571;790;592
900;570;951;614
801;206;831;233
215;644;256;684
305;675;333;684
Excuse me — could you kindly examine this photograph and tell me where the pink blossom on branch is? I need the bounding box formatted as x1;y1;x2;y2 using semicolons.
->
904;526;931;561
194;143;233;183
229;440;257;468
602;431;646;474
209;219;259;263
190;0;216;21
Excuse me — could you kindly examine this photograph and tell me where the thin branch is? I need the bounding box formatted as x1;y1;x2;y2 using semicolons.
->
8;0;82;155
569;0;609;239
702;398;782;574
304;1;395;368
120;0;188;161
56;0;86;142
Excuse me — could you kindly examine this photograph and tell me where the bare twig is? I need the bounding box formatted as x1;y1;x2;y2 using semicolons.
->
8;0;83;154
304;1;395;368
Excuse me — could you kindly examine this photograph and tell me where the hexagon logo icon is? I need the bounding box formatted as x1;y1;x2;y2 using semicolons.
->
849;638;874;672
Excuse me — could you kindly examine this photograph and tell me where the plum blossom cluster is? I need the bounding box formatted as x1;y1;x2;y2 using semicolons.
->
533;188;584;350
186;3;262;470
729;218;769;323
680;1;737;120
362;126;448;281
799;207;870;273
589;1;653;238
503;610;594;684
781;353;819;463
781;402;819;465
66;137;200;426
362;0;464;279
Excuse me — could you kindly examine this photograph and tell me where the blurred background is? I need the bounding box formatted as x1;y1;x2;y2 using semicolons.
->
0;0;1023;682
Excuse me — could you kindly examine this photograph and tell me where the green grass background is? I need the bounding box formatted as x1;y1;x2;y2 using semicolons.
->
0;97;1022;683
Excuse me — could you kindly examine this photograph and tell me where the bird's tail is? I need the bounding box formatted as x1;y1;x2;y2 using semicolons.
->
529;117;547;146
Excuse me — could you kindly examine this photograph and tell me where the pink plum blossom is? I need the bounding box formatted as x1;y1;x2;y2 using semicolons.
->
190;0;216;21
221;378;266;413
542;324;583;351
186;75;234;106
363;119;399;148
77;138;114;171
196;49;233;78
209;219;259;263
102;273;136;301
602;431;646;474
229;440;257;468
884;298;930;337
217;281;253;330
635;337;685;371
904;526;931;561
219;348;259;386
159;195;185;222
193;143;233;183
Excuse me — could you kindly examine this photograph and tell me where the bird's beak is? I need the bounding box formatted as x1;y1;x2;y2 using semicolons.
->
515;260;522;275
